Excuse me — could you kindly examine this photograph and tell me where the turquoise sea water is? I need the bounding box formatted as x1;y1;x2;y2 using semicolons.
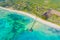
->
0;8;60;40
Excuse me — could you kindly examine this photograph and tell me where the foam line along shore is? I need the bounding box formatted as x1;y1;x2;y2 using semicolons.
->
0;7;60;30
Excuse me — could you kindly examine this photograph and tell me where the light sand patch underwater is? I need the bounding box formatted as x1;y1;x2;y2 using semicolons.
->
0;7;60;40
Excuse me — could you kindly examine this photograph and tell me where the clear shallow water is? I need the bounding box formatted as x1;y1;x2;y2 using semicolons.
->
0;8;60;40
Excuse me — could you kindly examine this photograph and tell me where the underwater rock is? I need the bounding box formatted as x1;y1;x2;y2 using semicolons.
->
0;8;60;40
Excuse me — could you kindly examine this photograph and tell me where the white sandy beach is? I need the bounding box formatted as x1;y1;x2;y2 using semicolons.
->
0;7;60;30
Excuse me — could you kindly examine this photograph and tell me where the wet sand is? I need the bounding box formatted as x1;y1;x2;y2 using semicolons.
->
0;7;60;30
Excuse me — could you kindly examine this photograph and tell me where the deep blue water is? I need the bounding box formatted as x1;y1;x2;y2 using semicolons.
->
0;8;60;40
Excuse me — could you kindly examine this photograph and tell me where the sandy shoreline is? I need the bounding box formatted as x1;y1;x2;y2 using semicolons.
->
0;7;60;30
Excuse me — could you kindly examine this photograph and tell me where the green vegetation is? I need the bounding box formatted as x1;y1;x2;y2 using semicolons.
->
0;0;60;25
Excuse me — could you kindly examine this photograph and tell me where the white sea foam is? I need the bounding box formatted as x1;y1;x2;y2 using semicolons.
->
0;7;60;30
